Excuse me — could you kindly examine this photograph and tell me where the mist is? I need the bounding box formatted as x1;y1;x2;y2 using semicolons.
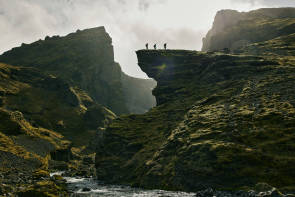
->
1;0;295;78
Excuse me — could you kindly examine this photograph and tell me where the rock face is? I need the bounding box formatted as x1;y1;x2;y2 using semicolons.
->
95;11;295;191
202;8;295;51
0;27;155;114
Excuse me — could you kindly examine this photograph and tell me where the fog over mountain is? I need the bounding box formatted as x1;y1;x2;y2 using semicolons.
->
1;0;295;78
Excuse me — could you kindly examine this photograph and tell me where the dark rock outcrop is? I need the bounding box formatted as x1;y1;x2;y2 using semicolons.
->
50;146;73;162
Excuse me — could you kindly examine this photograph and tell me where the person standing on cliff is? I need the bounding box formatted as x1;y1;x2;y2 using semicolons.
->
154;44;157;50
164;43;167;50
146;43;148;50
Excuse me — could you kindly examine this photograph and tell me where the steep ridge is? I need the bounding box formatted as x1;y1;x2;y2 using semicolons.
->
95;48;295;192
0;27;155;114
202;8;295;51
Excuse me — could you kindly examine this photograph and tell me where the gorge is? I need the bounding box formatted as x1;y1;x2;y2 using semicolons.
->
0;7;295;197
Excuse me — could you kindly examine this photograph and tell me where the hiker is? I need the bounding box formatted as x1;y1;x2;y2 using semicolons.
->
154;44;157;50
164;43;167;50
145;43;148;50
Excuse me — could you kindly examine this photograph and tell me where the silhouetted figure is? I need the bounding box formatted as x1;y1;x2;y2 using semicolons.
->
154;44;157;50
223;48;230;54
146;43;148;50
164;43;167;50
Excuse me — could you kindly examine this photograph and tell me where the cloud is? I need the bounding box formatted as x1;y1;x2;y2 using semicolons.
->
0;0;295;78
0;0;57;53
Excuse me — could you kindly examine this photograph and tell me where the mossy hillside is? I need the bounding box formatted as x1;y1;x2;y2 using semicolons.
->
0;107;70;195
240;33;295;57
0;63;116;145
202;8;295;51
0;27;155;114
0;62;110;194
95;49;295;192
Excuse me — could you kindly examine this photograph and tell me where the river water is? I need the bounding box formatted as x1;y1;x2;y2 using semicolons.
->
63;176;196;197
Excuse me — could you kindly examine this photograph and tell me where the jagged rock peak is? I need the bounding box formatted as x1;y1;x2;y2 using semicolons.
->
202;7;295;51
136;49;204;105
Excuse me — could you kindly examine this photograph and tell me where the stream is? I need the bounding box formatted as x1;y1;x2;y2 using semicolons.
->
49;172;291;197
63;176;196;197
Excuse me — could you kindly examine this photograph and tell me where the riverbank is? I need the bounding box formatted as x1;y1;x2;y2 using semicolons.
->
54;171;294;197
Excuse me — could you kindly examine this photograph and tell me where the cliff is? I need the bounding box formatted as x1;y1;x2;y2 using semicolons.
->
0;63;81;194
95;46;295;192
95;8;295;192
0;27;155;114
202;8;295;51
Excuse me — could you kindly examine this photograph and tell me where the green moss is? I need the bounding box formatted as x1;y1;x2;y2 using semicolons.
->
157;64;166;71
17;180;67;197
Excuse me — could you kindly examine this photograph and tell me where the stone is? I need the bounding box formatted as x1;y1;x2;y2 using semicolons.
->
270;189;284;197
255;183;274;192
82;187;91;192
83;156;94;164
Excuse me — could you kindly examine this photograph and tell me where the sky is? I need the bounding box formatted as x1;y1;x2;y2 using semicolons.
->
1;0;295;78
